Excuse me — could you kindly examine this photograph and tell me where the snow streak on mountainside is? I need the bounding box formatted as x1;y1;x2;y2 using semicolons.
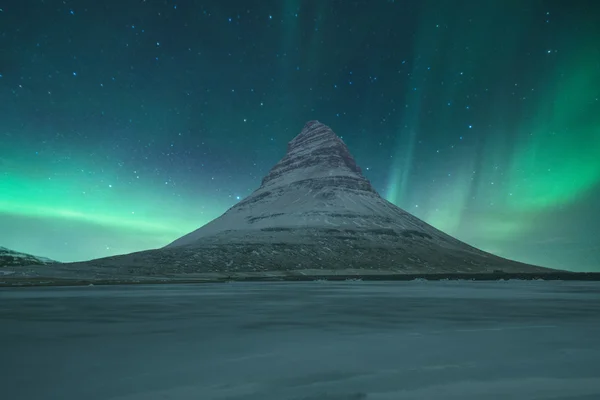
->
0;247;57;268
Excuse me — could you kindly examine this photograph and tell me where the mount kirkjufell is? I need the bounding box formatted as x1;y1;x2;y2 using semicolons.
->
55;120;550;280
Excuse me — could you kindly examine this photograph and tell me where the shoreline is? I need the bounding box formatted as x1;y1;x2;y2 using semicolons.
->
2;271;600;287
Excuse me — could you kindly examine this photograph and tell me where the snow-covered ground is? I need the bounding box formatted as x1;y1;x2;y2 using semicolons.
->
1;281;599;399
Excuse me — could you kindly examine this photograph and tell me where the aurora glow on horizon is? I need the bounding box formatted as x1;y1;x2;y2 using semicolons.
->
1;0;599;271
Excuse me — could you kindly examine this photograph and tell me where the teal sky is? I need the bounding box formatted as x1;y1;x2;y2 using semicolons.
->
1;0;599;271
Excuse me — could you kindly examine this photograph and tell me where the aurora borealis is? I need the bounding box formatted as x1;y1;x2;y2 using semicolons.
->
1;0;599;271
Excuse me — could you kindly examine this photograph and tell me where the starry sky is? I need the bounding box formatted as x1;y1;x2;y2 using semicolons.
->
1;0;599;271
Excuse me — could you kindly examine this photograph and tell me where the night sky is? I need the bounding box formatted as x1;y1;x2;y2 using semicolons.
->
1;0;599;271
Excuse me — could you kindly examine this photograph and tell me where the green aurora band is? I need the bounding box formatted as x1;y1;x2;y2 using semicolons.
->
385;2;600;268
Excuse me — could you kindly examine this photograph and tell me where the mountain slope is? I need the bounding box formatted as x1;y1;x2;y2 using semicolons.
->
0;247;58;268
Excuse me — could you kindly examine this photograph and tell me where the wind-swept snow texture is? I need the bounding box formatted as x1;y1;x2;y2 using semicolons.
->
2;281;599;399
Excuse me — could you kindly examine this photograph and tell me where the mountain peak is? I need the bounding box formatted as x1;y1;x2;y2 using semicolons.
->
260;120;368;191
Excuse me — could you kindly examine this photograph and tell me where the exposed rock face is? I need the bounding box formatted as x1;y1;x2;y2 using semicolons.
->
35;120;552;278
260;120;370;191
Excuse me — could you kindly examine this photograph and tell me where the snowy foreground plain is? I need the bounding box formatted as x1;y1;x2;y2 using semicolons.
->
2;281;600;400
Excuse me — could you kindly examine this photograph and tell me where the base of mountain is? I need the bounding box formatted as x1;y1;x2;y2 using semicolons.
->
2;269;599;287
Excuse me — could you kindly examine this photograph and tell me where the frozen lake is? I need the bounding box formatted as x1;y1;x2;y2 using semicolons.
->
1;281;600;400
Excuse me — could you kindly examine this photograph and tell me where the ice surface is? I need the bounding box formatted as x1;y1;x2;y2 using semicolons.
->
1;281;600;399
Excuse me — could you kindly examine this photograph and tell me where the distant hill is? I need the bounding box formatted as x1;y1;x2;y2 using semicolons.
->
0;247;58;268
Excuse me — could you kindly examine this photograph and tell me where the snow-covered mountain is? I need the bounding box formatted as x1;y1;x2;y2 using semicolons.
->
62;120;551;278
169;120;453;247
0;247;58;268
